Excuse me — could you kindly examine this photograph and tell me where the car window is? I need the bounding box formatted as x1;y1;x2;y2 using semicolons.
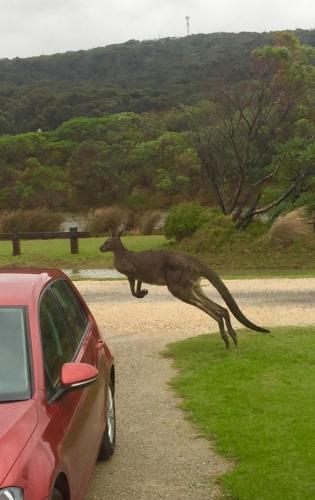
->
0;307;31;402
40;289;75;396
51;280;88;344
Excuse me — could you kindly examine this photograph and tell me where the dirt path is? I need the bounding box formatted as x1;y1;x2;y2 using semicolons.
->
79;278;315;500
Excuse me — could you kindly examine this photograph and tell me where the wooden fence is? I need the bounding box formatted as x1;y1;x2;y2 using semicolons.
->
0;227;90;256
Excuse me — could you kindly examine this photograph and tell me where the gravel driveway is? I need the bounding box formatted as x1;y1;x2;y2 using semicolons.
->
77;278;315;500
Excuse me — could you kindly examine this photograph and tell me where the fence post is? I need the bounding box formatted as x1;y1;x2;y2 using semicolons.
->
12;230;21;256
69;227;79;254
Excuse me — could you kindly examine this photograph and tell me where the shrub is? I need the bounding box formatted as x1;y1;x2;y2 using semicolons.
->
164;202;212;241
0;208;63;232
269;207;313;246
179;215;266;253
86;206;131;235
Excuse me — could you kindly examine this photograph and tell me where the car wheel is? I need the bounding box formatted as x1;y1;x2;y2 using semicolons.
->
51;488;64;500
98;379;115;460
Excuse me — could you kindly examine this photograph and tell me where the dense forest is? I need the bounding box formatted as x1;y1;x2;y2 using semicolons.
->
0;31;314;228
0;29;314;135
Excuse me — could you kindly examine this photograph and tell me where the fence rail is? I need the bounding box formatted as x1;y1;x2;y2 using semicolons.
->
0;227;90;256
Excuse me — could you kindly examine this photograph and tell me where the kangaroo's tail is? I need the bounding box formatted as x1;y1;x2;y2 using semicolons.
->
200;263;269;333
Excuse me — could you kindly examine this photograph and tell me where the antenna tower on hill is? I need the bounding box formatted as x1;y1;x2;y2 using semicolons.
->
186;16;190;36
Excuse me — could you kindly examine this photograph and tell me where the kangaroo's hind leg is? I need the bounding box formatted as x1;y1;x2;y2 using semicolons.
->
167;283;231;349
193;282;238;347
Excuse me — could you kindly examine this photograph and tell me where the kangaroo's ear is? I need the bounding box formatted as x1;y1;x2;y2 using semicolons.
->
117;229;124;238
108;228;113;237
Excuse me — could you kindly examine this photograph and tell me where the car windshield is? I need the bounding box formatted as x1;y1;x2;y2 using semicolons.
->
0;307;31;402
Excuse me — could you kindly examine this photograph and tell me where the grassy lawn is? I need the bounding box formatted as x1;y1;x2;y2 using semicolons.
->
164;327;315;499
0;234;314;278
0;235;167;270
173;221;315;277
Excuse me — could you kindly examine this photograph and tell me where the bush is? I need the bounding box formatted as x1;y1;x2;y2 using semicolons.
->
86;206;131;235
269;207;313;246
164;202;212;241
0;208;63;232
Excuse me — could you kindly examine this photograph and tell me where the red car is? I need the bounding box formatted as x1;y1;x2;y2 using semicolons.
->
0;268;115;500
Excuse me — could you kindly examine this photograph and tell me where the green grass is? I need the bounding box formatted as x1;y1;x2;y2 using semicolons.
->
0;235;167;270
0;234;313;278
174;219;315;276
164;327;315;499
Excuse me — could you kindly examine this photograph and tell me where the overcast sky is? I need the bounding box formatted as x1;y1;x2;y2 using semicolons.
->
0;0;314;59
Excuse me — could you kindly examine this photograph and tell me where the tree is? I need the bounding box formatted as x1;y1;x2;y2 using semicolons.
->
268;119;315;214
132;131;200;200
0;132;73;209
191;33;315;227
0;157;72;209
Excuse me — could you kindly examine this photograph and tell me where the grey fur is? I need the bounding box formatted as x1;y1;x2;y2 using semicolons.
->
100;236;269;348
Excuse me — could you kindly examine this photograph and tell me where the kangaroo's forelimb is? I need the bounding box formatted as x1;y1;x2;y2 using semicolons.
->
128;277;148;299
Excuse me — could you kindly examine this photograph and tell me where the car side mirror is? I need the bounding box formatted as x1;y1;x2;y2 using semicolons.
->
61;362;99;391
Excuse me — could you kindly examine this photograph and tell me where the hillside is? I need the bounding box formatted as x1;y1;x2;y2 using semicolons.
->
0;29;314;135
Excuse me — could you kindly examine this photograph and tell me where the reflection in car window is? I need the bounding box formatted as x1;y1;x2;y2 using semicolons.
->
51;280;88;344
40;290;75;396
0;307;31;401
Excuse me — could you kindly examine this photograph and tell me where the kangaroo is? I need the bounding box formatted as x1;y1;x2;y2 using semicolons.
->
100;235;269;348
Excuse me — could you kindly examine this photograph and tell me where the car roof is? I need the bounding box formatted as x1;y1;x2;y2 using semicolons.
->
0;268;66;305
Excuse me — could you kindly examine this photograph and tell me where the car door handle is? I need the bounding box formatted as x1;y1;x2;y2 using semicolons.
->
97;340;105;350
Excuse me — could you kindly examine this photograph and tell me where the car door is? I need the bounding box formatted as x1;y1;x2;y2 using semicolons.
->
50;280;107;484
39;285;105;499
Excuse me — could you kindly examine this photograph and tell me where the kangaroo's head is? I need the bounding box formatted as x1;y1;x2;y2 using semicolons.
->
100;234;123;253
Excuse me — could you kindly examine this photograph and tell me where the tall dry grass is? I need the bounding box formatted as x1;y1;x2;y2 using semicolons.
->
269;207;313;245
137;211;164;235
86;206;164;235
86;206;131;235
0;208;63;233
